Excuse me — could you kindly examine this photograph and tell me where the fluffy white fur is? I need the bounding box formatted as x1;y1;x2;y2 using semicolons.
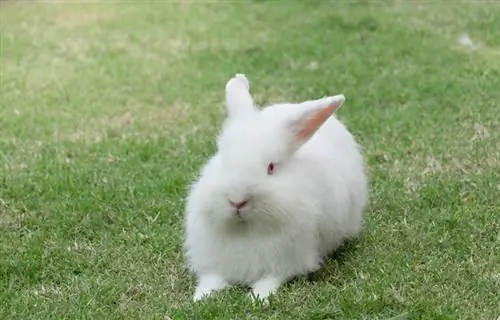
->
184;74;368;302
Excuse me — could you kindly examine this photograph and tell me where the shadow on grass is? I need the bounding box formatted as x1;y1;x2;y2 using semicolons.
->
292;238;362;283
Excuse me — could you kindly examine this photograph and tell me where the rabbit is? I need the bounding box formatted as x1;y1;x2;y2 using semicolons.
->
183;73;368;302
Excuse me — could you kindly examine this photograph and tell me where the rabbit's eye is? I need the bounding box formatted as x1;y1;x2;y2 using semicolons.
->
267;162;275;175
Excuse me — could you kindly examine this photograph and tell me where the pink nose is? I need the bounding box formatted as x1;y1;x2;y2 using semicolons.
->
229;199;249;210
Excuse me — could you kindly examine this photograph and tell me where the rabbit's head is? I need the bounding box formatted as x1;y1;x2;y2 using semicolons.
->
197;74;345;228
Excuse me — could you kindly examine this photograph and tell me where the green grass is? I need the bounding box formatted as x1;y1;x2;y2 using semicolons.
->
1;1;499;319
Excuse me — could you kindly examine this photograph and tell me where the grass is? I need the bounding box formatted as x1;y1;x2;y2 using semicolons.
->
1;0;499;319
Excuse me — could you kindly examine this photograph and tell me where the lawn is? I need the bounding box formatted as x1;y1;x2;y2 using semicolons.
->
0;0;499;319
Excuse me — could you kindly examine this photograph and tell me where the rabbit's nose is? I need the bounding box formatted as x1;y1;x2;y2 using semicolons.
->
229;199;249;210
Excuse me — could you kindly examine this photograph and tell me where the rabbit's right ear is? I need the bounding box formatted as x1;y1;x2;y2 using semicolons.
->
225;74;256;118
285;95;346;153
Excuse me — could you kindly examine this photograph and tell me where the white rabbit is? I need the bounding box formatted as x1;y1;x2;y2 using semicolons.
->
183;74;368;302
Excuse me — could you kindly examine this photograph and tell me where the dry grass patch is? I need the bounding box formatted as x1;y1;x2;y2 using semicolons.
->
389;1;500;69
65;101;220;143
55;10;114;29
0;199;23;231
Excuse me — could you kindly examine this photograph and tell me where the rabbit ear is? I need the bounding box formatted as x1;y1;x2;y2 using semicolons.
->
287;94;346;147
225;74;256;118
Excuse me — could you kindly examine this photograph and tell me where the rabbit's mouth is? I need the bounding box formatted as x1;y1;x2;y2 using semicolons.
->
227;212;250;228
233;208;248;219
230;206;253;222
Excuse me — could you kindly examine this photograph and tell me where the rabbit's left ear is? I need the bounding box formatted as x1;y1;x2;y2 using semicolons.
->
287;95;345;145
225;73;256;118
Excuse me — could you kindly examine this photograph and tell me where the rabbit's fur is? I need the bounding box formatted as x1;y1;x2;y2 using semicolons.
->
184;74;368;302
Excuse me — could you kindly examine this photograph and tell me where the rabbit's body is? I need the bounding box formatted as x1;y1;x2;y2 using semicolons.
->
184;74;368;301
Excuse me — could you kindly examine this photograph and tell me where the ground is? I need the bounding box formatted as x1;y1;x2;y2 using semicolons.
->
0;1;499;319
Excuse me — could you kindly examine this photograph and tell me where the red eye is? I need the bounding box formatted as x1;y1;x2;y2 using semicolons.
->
267;162;275;175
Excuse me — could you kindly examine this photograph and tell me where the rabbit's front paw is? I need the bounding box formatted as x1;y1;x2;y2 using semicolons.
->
193;274;228;302
250;276;283;303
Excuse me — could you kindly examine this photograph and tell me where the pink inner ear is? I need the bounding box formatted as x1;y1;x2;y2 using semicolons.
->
296;103;338;140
